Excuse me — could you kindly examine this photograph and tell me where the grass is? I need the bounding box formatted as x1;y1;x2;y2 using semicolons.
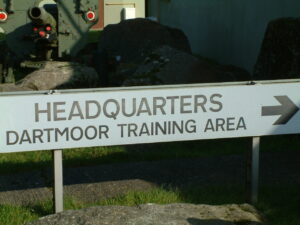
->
0;137;253;174
1;184;299;225
257;185;300;225
0;134;299;175
0;134;299;224
0;205;39;225
99;187;183;206
0;185;242;225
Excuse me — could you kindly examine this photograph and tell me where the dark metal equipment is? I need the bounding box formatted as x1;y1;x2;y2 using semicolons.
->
0;0;99;83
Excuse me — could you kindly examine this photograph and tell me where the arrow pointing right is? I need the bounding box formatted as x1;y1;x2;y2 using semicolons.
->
261;96;299;125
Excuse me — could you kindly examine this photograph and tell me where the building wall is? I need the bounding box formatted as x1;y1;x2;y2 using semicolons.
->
104;0;145;26
147;0;300;73
93;0;145;30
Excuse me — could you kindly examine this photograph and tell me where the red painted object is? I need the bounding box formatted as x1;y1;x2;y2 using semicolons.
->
0;11;8;22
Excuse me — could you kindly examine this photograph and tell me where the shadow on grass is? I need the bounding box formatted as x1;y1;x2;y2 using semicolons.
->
187;218;262;225
27;201;53;218
1;135;299;175
0;135;299;195
256;185;300;225
0;137;250;175
173;185;245;205
177;184;300;225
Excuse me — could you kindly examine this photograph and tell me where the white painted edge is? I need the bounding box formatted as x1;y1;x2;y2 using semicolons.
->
1;79;300;97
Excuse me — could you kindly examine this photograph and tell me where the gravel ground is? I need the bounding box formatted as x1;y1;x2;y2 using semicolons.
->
0;149;299;205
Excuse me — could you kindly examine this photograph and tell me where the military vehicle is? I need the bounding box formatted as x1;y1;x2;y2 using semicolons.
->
0;0;99;83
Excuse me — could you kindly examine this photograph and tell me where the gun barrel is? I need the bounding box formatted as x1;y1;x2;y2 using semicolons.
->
28;7;56;28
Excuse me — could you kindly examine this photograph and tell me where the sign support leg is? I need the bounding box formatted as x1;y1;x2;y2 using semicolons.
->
53;149;63;213
246;137;260;204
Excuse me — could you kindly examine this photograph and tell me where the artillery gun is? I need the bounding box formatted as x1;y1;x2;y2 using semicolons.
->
0;0;99;83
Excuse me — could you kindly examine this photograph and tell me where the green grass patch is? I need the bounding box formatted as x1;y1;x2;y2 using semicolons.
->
99;187;183;206
0;135;299;224
1;135;299;174
1;184;299;225
0;205;39;225
0;138;250;174
97;185;246;207
0;185;242;225
0;151;52;174
256;185;300;225
63;138;249;167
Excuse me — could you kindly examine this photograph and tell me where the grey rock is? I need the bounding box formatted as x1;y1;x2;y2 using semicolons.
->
26;203;263;225
123;46;250;86
254;17;300;80
0;83;32;92
97;18;191;64
16;61;100;90
0;61;100;92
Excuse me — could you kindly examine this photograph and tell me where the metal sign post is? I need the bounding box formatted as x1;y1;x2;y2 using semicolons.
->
251;137;260;203
53;149;63;213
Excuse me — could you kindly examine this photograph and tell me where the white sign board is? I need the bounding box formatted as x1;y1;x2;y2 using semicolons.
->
1;80;300;153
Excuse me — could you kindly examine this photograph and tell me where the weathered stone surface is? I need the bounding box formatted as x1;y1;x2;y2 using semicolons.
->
254;17;300;80
0;83;32;92
16;61;100;90
27;203;263;225
97;18;191;65
0;61;100;92
122;46;250;86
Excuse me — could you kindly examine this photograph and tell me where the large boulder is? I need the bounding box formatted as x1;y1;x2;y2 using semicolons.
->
95;19;250;87
0;61;100;92
122;46;251;86
254;18;300;80
97;18;191;64
26;203;263;225
0;83;32;92
15;61;100;90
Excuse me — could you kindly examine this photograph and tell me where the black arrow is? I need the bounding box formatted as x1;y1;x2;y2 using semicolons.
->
262;96;299;125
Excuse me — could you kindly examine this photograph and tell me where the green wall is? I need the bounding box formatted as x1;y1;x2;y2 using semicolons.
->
147;0;300;74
